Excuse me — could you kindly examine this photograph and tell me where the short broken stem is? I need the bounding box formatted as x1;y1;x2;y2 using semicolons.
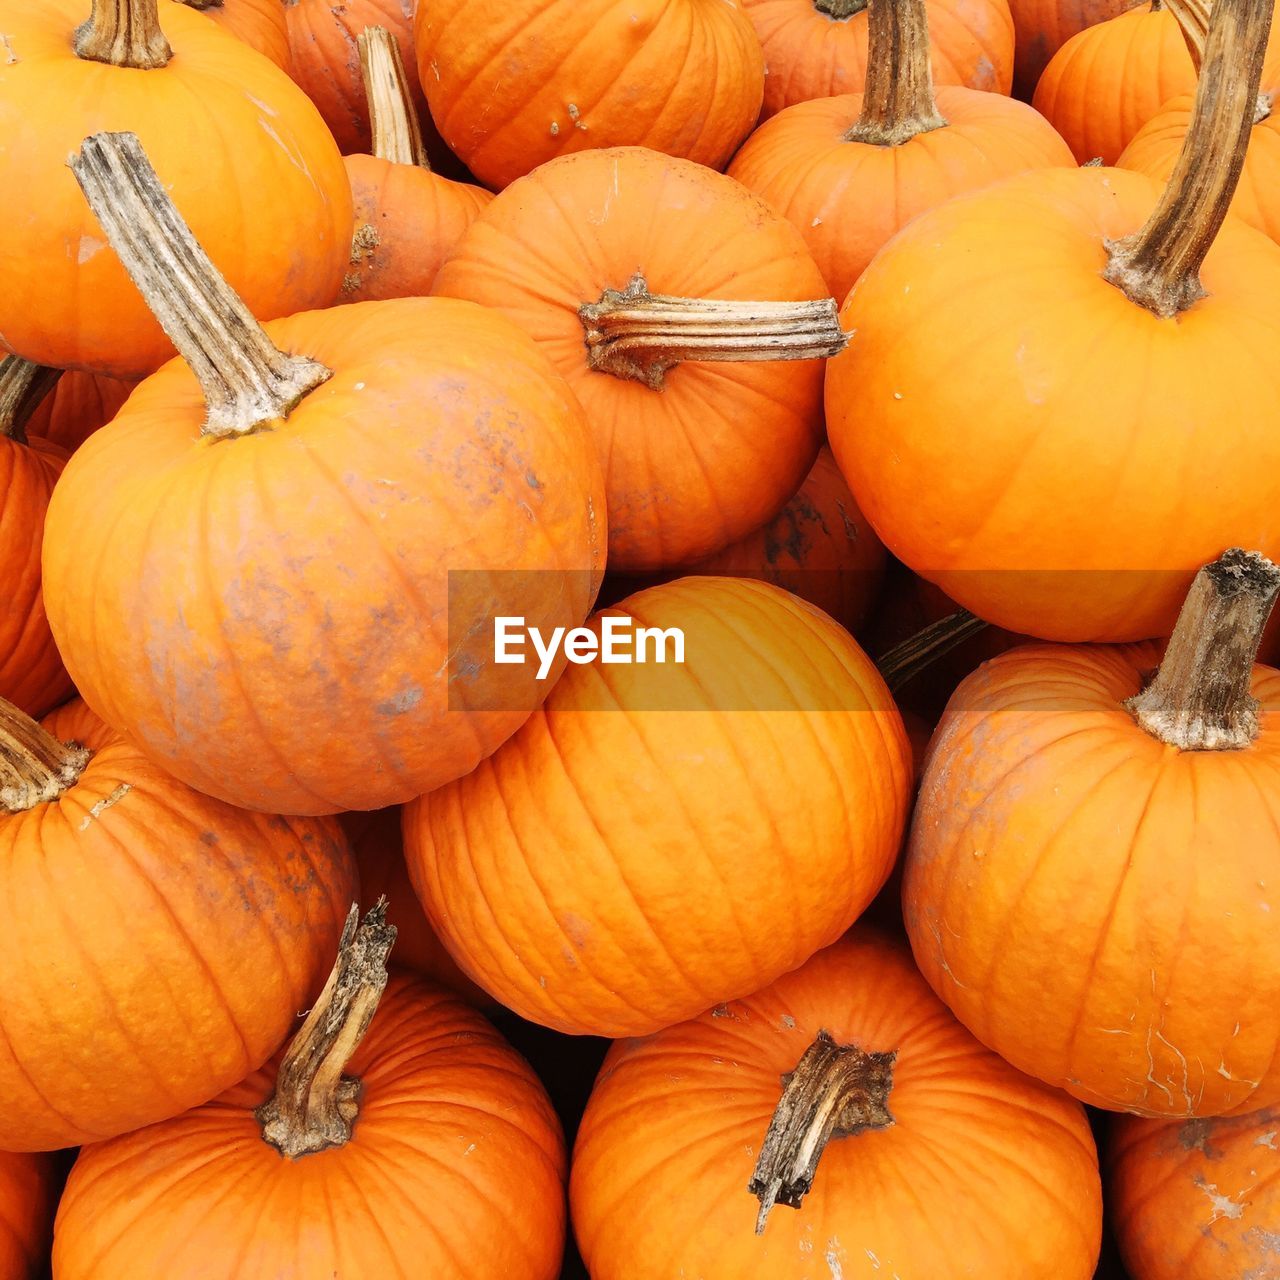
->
579;274;847;392
0;698;91;814
845;0;947;146
749;1030;896;1234
813;0;867;17
0;358;62;447
358;27;429;168
256;901;396;1159
178;0;223;10
876;608;988;693
74;0;172;68
1127;548;1280;750
69;132;332;438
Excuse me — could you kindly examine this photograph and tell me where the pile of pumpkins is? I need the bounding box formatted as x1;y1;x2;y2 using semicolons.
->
1;0;1278;1275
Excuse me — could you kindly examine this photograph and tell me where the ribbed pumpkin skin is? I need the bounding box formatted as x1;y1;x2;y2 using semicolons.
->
0;700;355;1152
0;0;351;378
404;577;912;1038
43;298;606;816
1109;1108;1280;1278
0;1153;56;1280
1006;0;1134;100
415;0;765;190
905;644;1280;1117
436;147;829;572
742;0;1014;118
185;0;292;69
826;165;1280;642
729;86;1074;304
52;976;567;1280
23;372;134;455
572;930;1103;1279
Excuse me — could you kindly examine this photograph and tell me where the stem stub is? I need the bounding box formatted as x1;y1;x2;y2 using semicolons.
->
0;699;91;814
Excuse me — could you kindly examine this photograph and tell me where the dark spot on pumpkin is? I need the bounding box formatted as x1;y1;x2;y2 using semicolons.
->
526;470;542;490
1179;1118;1225;1159
200;831;219;845
377;685;423;715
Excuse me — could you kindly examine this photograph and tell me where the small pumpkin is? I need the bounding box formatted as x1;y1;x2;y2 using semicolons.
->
1006;0;1135;100
571;928;1103;1279
0;1153;56;1280
729;0;1073;304
414;0;766;190
21;368;134;455
173;0;291;69
52;905;568;1280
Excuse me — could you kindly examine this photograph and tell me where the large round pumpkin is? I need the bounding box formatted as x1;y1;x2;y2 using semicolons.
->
22;369;134;455
1007;0;1134;100
0;0;351;378
572;928;1103;1278
404;576;912;1038
0;1153;56;1280
174;0;291;68
44;133;605;816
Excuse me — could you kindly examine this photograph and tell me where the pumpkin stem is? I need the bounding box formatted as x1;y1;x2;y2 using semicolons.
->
75;0;172;68
358;27;430;169
749;1029;896;1234
1165;0;1210;66
813;0;867;17
0;357;62;448
68;132;333;439
178;0;223;10
1103;0;1272;318
1127;549;1280;750
844;0;946;146
876;608;988;693
0;698;91;814
256;901;396;1159
579;274;847;392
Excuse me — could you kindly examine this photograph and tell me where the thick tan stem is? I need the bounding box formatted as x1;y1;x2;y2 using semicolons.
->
1165;0;1210;66
1103;0;1272;318
0;358;62;448
69;133;332;438
579;274;847;392
1127;549;1280;750
358;26;429;169
876;608;987;694
749;1030;896;1234
0;699;91;814
256;902;396;1159
75;0;172;68
845;0;946;146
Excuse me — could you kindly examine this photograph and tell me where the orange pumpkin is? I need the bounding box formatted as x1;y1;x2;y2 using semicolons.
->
341;26;491;302
436;146;839;572
0;0;351;378
404;576;912;1038
414;0;765;190
43;133;605;816
1109;1107;1280;1278
53;908;567;1280
0;695;355;1151
905;550;1280;1116
742;0;1014;119
22;369;134;455
1006;0;1135;100
572;929;1103;1279
173;0;291;68
0;1153;56;1280
729;0;1073;305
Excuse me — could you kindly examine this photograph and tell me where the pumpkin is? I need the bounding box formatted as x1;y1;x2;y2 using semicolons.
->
436;147;840;572
414;0;766;190
0;0;351;379
403;576;912;1038
1109;1107;1280;1278
341;26;491;302
0;694;355;1150
22;369;134;455
826;0;1280;642
0;1153;56;1280
173;0;291;68
1006;0;1135;100
742;0;1014;119
905;549;1280;1115
52;905;567;1280
729;0;1074;305
43;132;605;816
571;928;1103;1278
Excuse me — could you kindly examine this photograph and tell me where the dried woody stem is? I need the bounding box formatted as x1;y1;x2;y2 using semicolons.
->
749;1030;896;1235
68;132;332;439
0;357;62;448
875;608;988;694
179;0;222;10
845;0;947;146
1165;0;1211;65
359;26;430;168
814;0;867;15
75;0;172;68
0;698;91;814
256;901;396;1159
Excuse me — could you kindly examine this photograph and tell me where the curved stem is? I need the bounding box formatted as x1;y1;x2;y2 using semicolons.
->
0;358;62;448
69;132;332;438
579;274;847;392
1103;0;1273;318
1165;0;1210;66
876;608;988;694
358;26;429;169
0;699;91;814
749;1030;896;1234
256;901;396;1159
1127;549;1280;750
814;0;867;17
845;0;946;146
75;0;172;68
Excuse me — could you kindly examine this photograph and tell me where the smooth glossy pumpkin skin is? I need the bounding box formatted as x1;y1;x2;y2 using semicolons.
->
179;0;292;69
1006;0;1134;101
436;147;829;572
415;0;765;190
53;975;566;1280
43;298;606;816
826;166;1280;642
728;86;1074;304
0;0;351;378
23;371;134;455
1109;1108;1280;1278
572;929;1103;1279
743;0;1014;119
404;577;912;1038
0;1153;56;1280
342;155;492;300
0;700;355;1151
905;643;1280;1117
